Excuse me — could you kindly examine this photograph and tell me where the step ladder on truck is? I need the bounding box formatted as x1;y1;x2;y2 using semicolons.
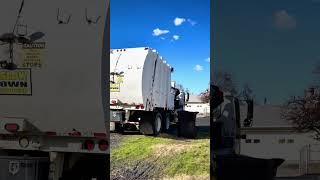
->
0;0;110;179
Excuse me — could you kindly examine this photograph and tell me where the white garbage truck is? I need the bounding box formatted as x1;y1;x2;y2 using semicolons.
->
0;0;109;179
110;47;197;137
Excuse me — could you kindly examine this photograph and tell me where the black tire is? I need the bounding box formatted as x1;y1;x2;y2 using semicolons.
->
177;111;197;139
162;112;171;133
139;112;154;135
115;123;124;134
153;112;162;136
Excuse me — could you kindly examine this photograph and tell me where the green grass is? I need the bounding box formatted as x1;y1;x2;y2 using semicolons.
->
164;141;210;176
111;135;170;163
111;134;210;177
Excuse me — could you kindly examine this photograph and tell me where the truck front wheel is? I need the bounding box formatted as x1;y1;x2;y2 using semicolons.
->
140;112;154;135
153;112;162;135
162;113;171;132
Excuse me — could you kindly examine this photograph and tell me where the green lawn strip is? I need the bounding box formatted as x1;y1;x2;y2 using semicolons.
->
163;140;210;176
111;135;171;165
111;135;210;178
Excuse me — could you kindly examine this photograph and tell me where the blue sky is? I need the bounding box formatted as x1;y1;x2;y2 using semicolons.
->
214;0;320;105
111;0;210;94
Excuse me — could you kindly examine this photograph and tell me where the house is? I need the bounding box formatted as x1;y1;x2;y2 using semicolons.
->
239;105;320;176
185;95;210;117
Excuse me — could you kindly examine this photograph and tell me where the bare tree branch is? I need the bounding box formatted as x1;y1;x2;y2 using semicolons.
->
282;91;320;140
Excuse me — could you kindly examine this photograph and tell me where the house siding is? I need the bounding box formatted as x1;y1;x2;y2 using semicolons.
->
240;132;318;161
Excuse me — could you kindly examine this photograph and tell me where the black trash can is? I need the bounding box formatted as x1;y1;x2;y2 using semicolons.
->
214;154;284;180
177;111;198;139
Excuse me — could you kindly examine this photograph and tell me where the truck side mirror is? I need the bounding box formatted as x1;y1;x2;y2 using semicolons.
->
186;92;190;102
243;99;254;127
211;85;224;109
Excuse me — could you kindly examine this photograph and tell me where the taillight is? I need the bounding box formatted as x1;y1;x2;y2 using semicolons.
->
98;140;109;151
94;133;107;139
111;100;117;105
135;104;145;109
4;123;19;133
83;140;95;151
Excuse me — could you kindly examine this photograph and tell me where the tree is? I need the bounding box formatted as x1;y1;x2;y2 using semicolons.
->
281;92;320;140
282;61;320;141
199;88;210;103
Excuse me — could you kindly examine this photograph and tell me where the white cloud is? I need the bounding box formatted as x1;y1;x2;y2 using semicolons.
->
174;17;186;26
273;10;297;30
152;28;170;36
173;35;180;40
160;37;166;40
194;65;204;71
205;57;210;62
187;19;197;26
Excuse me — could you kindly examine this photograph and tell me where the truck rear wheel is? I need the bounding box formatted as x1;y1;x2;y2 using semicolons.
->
139;112;154;135
139;112;162;136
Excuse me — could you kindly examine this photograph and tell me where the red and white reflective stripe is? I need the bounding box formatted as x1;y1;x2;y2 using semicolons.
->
94;133;107;139
44;131;107;139
68;131;82;137
45;131;57;136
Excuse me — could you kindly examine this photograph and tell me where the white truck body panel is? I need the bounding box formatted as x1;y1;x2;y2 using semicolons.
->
110;47;173;111
0;0;108;135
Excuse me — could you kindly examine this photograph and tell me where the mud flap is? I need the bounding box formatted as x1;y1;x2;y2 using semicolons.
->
177;111;198;139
